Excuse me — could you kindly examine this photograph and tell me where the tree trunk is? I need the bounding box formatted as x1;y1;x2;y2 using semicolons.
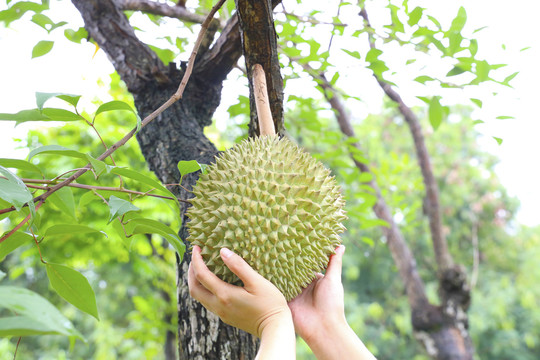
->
72;0;259;358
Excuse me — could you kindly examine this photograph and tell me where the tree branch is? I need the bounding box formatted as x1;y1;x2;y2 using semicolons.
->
72;0;171;93
117;0;224;28
299;62;430;311
359;7;454;272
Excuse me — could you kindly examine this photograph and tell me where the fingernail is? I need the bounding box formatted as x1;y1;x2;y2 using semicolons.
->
220;247;234;259
336;245;346;255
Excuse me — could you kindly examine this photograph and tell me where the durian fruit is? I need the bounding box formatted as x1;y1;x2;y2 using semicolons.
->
187;135;346;301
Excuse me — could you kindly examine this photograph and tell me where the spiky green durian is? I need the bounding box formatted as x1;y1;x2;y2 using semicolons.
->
187;135;346;301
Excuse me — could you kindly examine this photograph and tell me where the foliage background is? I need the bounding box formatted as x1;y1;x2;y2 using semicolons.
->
0;0;539;359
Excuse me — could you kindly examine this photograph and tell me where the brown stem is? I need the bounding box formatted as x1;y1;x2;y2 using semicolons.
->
22;181;190;204
252;64;276;136
0;201;43;244
360;7;453;272
30;228;46;264
117;0;224;28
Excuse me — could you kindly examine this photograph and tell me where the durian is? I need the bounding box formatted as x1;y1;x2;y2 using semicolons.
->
187;135;346;301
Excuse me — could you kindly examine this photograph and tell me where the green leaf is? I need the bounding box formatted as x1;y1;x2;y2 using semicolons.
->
0;286;83;339
470;98;483;108
36;92;81;110
95;101;141;132
31;40;54;58
414;75;435;84
177;160;202;177
0;109;49;122
64;27;88;43
428;96;443;130
78;191;99;208
44;224;107;237
496;115;514;120
342;49;361;59
366;48;389;77
48;187;76;219
474;60;491;83
148;45;176;64
502;71;519;86
31;13;66;33
0;108;82;123
28;144;86;161
46;263;99;320
107;195;140;224
111;167;177;204
0;2;49;26
446;66;466;77
86;154;113;178
0;165;33;212
407;6;423;26
0;158;42;174
129;218;185;257
361;236;375;247
449;6;467;34
469;39;478;56
493;137;503;145
42;108;83;121
0;231;33;262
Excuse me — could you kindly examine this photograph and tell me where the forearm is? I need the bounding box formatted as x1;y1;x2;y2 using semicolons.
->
304;319;376;360
255;314;296;360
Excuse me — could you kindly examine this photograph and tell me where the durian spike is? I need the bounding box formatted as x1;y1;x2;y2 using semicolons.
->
252;64;276;136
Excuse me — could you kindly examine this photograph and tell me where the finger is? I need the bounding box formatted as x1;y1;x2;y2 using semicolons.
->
220;247;262;288
187;260;215;304
191;245;228;293
325;245;345;282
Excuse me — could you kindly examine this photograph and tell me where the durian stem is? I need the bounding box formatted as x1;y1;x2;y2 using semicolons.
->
253;64;276;136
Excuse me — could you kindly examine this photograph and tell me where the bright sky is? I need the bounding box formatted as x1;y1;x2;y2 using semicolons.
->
0;0;538;226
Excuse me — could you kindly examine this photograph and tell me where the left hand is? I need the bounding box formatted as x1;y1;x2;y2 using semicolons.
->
188;245;292;338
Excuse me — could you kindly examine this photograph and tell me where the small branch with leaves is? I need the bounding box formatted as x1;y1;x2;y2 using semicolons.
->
0;0;227;247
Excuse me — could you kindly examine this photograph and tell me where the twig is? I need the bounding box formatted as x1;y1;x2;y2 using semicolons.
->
327;0;343;53
22;182;190;203
0;0;226;241
13;337;21;360
30;228;46;264
117;0;225;28
0;201;43;244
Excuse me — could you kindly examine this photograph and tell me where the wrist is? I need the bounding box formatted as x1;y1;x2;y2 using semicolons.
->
260;308;294;338
302;315;347;344
303;318;376;360
256;309;296;360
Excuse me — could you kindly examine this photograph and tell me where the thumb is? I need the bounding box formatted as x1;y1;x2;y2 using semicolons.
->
220;248;261;288
325;245;345;282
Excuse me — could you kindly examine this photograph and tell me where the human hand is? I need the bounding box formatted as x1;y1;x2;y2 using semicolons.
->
188;245;292;338
288;244;347;342
288;245;376;360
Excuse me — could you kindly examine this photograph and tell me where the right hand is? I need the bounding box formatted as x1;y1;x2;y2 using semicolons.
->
288;245;347;342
